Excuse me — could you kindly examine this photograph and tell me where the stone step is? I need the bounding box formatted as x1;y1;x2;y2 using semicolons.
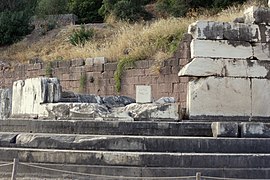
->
0;162;269;179
0;147;269;168
1;133;270;153
0;119;212;136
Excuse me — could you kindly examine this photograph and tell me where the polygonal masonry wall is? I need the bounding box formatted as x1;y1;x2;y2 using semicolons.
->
179;6;270;120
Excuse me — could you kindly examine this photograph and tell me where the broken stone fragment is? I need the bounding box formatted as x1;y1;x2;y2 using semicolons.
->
244;6;270;24
122;103;179;121
187;77;252;120
44;103;110;120
0;89;12;119
178;58;269;78
102;96;135;108
155;97;175;104
191;39;253;59
211;122;239;137
241;122;270;138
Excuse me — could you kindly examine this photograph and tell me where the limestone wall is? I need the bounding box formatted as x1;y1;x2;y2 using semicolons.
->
0;35;191;109
179;6;270;120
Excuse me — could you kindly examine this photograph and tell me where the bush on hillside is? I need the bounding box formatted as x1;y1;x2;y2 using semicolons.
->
35;0;69;17
99;0;152;22
68;0;103;23
68;25;94;47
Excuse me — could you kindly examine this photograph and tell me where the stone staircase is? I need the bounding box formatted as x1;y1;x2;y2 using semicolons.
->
0;119;269;179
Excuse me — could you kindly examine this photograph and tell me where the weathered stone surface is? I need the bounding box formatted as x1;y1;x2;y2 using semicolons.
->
244;6;270;24
122;103;179;121
188;77;251;119
0;120;212;136
188;21;224;40
44;103;110;120
11;78;62;118
103;96;135;108
179;58;269;78
188;21;260;42
251;79;270;117
155;97;175;104
253;43;270;60
191;39;253;59
241;122;270;138
211;122;239;137
258;24;270;42
224;22;260;42
136;85;152;103
0;89;12;119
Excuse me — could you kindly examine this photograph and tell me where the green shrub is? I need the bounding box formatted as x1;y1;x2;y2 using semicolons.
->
114;56;136;93
68;0;103;23
99;0;151;22
79;73;87;93
35;0;69;17
68;25;94;47
156;0;247;17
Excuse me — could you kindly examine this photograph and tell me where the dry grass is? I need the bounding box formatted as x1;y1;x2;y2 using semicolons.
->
0;0;266;63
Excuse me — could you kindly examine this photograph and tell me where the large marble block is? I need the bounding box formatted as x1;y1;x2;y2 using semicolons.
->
187;77;251;119
179;58;269;78
188;20;260;42
252;79;270;117
191;40;253;59
11;77;62;117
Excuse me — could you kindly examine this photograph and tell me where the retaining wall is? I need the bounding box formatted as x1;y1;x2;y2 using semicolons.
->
0;35;191;109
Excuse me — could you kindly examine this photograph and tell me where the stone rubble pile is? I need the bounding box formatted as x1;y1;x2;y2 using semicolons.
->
179;6;270;120
0;77;178;121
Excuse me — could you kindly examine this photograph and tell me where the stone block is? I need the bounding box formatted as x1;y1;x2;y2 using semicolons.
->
136;85;152;103
179;58;269;78
188;21;224;40
85;58;94;66
0;89;12;119
244;6;270;24
187;77;251;119
223;22;260;42
94;57;107;64
188;21;260;42
253;43;270;60
251;79;270;117
11;77;62;118
211;122;239;137
241;122;270;138
191;39;253;59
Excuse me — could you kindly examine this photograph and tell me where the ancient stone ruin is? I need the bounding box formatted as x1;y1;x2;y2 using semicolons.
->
4;77;178;121
179;6;270;121
1;5;270;180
